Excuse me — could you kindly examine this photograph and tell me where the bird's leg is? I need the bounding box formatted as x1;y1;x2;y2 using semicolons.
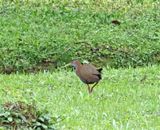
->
87;84;91;94
90;82;98;93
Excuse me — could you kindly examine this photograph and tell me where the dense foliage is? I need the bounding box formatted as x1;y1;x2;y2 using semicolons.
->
0;101;55;130
0;0;160;73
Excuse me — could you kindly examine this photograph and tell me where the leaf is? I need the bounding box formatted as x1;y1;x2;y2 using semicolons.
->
4;112;11;117
19;115;27;123
38;117;44;122
42;124;48;129
7;117;13;122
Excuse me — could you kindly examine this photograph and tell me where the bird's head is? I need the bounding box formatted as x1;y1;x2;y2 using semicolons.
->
71;60;81;69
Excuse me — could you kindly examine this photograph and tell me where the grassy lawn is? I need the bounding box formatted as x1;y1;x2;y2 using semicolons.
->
0;65;160;129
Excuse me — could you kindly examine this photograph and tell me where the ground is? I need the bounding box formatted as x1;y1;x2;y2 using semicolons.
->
0;65;160;129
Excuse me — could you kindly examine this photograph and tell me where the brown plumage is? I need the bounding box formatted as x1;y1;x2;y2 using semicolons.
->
71;60;102;93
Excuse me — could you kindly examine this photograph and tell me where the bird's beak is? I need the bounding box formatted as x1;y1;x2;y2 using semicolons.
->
63;63;71;68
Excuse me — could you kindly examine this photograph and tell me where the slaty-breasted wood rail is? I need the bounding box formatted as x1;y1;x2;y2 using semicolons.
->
71;60;102;93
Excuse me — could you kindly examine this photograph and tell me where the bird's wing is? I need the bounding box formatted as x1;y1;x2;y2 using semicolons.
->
80;64;101;83
83;64;100;75
86;64;102;79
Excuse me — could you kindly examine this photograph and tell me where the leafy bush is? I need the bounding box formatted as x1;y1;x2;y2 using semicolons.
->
0;0;159;73
0;101;55;130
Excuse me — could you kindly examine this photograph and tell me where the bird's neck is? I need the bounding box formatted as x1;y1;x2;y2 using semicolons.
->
75;64;82;73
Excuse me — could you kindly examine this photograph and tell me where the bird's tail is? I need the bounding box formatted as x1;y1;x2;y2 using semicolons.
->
97;68;102;73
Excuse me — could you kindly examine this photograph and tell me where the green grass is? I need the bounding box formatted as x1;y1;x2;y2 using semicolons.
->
0;0;160;129
0;65;160;129
0;0;160;73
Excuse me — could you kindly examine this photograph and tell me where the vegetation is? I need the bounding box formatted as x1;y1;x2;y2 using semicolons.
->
0;65;160;129
0;101;55;130
0;0;160;129
0;0;160;73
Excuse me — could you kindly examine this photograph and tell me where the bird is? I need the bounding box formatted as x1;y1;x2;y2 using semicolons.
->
71;60;102;94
